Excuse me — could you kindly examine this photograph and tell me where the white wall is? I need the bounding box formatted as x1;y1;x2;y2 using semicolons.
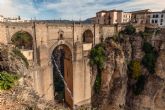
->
149;13;165;27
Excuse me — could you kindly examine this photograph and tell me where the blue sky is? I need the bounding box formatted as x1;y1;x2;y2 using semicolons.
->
0;0;164;20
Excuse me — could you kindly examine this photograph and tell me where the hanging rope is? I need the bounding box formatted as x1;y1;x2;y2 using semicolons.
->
51;55;73;101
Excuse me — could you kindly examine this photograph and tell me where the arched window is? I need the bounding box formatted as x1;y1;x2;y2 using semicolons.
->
82;30;93;43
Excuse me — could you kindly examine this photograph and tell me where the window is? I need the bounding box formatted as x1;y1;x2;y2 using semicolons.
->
161;19;163;22
60;34;63;40
155;20;158;23
160;22;163;25
156;14;159;18
152;20;154;23
153;15;155;18
161;14;163;18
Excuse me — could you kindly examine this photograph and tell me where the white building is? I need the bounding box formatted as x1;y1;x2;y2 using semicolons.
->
149;10;165;27
0;15;5;22
0;15;29;23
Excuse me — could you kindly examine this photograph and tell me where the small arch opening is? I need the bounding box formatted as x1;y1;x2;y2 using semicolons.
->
83;30;93;43
11;31;33;50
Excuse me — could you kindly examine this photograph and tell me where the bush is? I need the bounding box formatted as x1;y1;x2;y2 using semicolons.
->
89;43;106;71
13;48;29;68
94;73;101;94
142;42;158;74
11;31;33;49
0;71;19;90
128;60;142;80
89;43;106;93
124;25;136;35
142;42;154;53
133;75;146;95
142;53;157;74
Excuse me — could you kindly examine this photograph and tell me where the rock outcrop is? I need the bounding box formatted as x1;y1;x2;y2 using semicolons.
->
92;29;165;110
92;39;127;110
0;44;68;110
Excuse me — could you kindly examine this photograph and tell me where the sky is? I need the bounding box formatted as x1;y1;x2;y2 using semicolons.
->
0;0;164;20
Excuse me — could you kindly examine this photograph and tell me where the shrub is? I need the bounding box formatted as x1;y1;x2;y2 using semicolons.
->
0;71;19;90
124;25;136;35
89;43;106;93
142;53;157;74
133;75;146;95
94;73;101;94
128;60;142;80
89;43;106;71
12;48;29;68
142;42;154;53
142;42;158;74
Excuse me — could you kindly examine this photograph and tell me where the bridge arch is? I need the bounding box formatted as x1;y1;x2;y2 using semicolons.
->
11;31;33;50
49;40;73;59
82;29;93;43
51;42;73;107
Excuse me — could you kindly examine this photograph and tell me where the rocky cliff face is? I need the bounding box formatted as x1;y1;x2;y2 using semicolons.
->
0;43;28;75
0;44;68;110
92;29;165;110
126;42;165;110
92;39;127;110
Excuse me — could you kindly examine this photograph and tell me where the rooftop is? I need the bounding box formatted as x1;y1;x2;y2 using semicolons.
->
131;9;151;14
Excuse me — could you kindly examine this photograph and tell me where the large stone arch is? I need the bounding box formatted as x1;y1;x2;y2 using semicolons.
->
51;42;73;107
10;30;34;62
7;26;34;42
49;40;73;60
11;30;33;49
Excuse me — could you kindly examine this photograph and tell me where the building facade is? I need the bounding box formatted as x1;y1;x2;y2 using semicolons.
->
0;15;29;22
95;10;108;24
149;10;165;27
131;9;151;25
95;10;132;25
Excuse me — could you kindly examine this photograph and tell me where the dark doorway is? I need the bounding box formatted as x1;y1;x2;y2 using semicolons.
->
51;44;73;107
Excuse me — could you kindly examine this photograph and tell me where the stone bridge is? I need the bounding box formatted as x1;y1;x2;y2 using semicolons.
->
0;22;123;108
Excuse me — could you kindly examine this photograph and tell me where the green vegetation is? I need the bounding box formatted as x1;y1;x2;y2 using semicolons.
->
142;42;158;74
128;60;142;80
128;60;145;95
123;24;136;35
133;75;146;95
0;71;19;90
11;31;33;49
89;43;106;93
12;48;29;68
94;73;101;94
89;43;106;71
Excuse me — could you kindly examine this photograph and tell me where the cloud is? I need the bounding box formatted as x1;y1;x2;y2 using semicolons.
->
0;0;39;19
0;0;164;20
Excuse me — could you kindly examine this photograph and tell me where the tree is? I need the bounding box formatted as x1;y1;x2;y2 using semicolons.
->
11;31;33;49
142;42;158;74
124;25;136;35
129;60;141;79
89;43;106;71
